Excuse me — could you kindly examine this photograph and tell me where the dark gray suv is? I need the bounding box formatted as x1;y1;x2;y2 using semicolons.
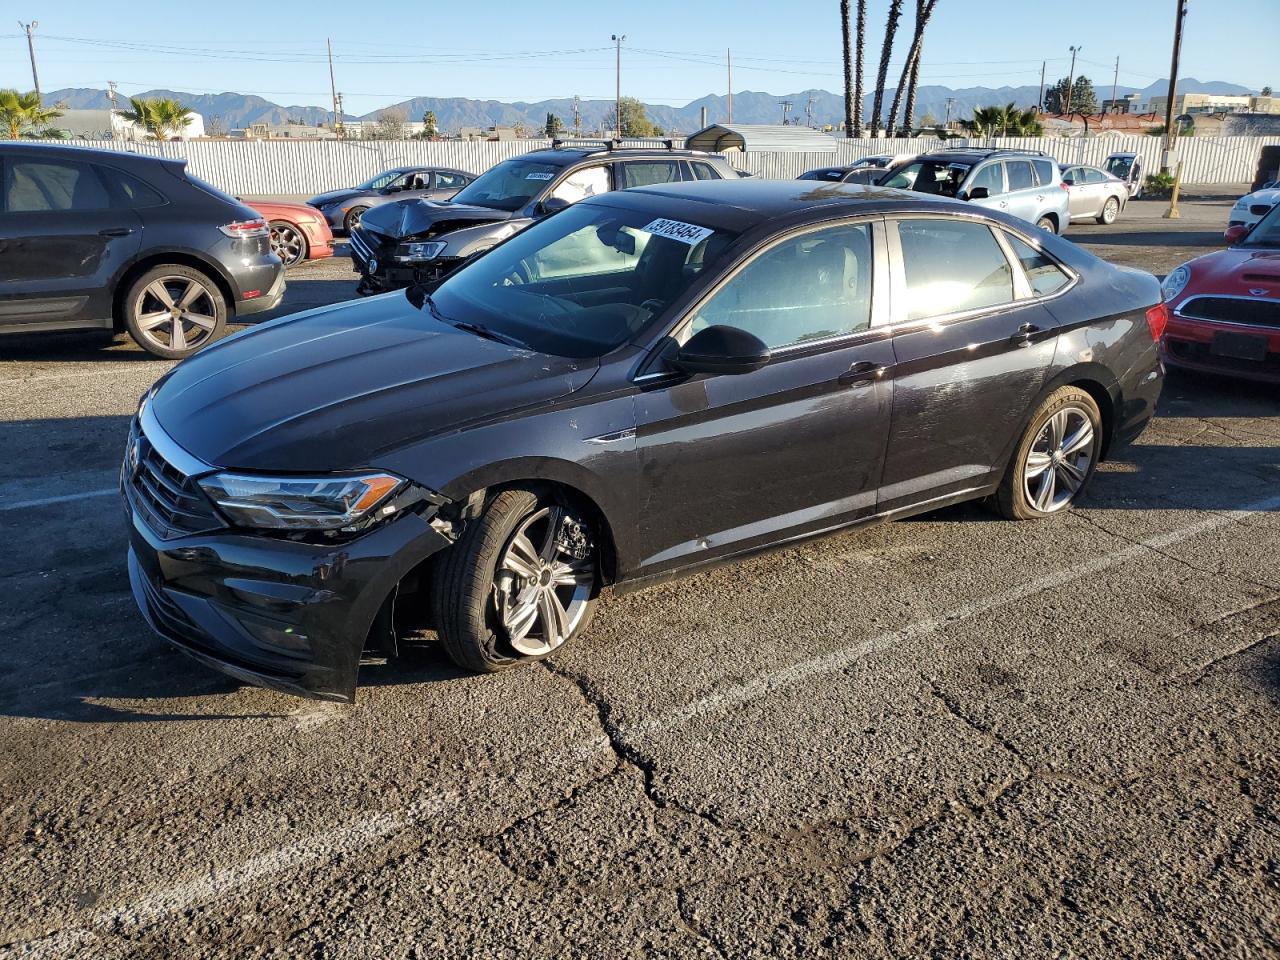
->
350;141;737;293
0;143;284;358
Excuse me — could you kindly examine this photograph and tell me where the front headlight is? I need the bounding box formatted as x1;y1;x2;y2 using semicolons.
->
395;241;446;263
198;472;405;531
1162;264;1191;301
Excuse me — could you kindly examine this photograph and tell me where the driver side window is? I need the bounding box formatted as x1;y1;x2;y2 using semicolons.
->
689;223;874;350
550;166;611;206
968;163;1004;196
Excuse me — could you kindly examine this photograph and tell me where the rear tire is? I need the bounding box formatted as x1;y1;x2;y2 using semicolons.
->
123;265;227;359
1097;197;1120;225
344;206;369;233
995;387;1102;520
432;489;599;673
1035;215;1057;233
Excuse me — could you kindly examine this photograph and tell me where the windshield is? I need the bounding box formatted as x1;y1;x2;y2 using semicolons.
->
1240;202;1280;247
1105;157;1134;179
360;170;405;191
430;201;738;358
881;160;971;198
448;159;563;212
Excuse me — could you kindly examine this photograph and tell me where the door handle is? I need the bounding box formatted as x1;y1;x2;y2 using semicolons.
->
1010;322;1041;346
98;227;134;237
837;360;884;386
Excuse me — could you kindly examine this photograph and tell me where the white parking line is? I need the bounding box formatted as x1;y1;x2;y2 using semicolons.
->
0;488;117;512
6;493;1279;957
0;366;169;387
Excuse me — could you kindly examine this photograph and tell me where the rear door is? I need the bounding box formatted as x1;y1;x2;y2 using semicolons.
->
401;170;434;200
617;159;683;190
1062;166;1091;218
0;153;142;330
879;215;1061;511
1002;159;1042;224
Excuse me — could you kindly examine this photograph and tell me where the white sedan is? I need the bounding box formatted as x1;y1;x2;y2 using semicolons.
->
1227;186;1280;235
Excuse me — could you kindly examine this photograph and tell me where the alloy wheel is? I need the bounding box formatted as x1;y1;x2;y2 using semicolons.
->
133;276;219;353
492;506;595;657
1022;406;1096;513
1102;198;1119;224
270;221;306;267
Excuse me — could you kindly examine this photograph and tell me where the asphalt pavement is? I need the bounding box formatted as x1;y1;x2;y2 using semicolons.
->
1;190;1278;959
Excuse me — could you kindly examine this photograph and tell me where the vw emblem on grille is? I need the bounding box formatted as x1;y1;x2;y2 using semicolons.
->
1249;288;1269;297
128;437;144;478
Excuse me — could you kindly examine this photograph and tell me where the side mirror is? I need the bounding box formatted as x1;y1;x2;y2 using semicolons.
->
540;196;570;216
1225;224;1249;245
967;186;989;201
672;325;770;377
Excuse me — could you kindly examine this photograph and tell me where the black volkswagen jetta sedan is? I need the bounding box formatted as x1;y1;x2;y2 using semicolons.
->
123;180;1165;702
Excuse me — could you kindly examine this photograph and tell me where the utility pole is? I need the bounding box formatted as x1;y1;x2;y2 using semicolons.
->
1110;56;1120;112
107;80;118;110
573;95;581;137
806;94;817;128
611;34;626;138
327;39;342;137
1065;45;1082;113
18;21;41;103
1163;0;1188;159
727;48;733;124
1038;61;1046;112
335;93;345;138
945;97;955;129
779;100;793;125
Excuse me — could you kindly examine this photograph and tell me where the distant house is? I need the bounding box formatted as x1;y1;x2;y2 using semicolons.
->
263;123;338;140
47;108;206;141
684;123;839;153
1039;112;1163;137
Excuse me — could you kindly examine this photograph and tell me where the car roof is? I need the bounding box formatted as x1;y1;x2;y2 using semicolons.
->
515;145;714;167
589;178;959;232
0;140;176;167
913;148;1053;165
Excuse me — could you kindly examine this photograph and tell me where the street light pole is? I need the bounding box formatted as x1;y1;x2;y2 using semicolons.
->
18;20;41;103
1163;0;1188;156
1065;45;1082;113
611;34;626;138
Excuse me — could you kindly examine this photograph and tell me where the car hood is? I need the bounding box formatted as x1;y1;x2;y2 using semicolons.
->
151;294;596;473
357;198;513;241
1175;248;1280;304
308;188;360;207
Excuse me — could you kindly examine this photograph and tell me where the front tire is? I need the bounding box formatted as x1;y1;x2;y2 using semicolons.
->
1097;197;1120;225
269;220;308;267
123;265;227;359
995;387;1102;520
344;206;369;233
433;489;599;673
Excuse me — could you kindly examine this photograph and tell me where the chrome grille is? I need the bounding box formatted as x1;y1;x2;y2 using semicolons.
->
349;228;382;265
1178;296;1280;329
125;420;224;539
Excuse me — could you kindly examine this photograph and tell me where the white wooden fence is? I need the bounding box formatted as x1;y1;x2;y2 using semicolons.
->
31;135;1280;195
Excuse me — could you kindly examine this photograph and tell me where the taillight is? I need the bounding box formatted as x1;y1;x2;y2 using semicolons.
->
219;218;269;239
1060;182;1070;191
1145;302;1169;341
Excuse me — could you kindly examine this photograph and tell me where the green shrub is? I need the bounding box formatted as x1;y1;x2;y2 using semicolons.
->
1144;171;1176;198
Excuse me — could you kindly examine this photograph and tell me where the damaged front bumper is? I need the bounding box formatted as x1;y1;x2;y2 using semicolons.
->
348;226;463;296
124;467;454;703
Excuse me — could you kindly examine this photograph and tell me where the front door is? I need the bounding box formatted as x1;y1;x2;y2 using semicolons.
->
0;153;142;330
880;216;1060;511
633;219;895;576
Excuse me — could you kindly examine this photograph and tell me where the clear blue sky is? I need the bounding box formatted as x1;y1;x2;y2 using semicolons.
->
5;0;1274;114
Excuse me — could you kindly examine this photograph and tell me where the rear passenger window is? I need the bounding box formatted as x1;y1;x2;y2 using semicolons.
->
896;219;1014;321
4;159;111;212
691;223;874;349
1031;159;1056;186
99;167;166;208
1003;232;1071;297
968;163;1004;196
620;160;681;188
1005;161;1036;191
688;161;721;181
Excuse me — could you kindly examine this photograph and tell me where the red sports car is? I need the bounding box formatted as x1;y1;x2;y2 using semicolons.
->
247;200;334;269
1161;204;1280;383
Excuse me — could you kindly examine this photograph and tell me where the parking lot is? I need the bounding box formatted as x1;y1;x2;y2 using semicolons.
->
2;189;1278;958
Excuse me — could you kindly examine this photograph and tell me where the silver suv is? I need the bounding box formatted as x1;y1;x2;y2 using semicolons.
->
880;148;1071;235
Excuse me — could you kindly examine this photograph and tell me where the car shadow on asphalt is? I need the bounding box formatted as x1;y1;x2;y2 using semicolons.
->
1073;229;1225;249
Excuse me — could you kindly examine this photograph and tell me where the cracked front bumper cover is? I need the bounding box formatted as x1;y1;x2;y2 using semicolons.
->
125;490;453;702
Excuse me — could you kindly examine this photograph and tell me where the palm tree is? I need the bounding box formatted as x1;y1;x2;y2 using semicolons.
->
870;0;904;137
894;0;941;135
963;103;1043;138
840;0;854;137
119;96;192;139
0;88;63;139
853;0;866;134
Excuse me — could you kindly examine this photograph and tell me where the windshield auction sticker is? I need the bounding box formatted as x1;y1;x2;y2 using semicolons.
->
642;218;715;245
525;171;555;180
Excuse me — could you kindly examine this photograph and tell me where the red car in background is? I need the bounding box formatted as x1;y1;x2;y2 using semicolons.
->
247;200;334;269
1161;204;1280;383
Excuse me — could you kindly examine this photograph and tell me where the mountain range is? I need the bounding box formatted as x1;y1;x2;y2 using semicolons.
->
46;78;1255;135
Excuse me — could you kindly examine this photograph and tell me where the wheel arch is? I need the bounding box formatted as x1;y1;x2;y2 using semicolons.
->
111;252;238;331
1041;364;1119;459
